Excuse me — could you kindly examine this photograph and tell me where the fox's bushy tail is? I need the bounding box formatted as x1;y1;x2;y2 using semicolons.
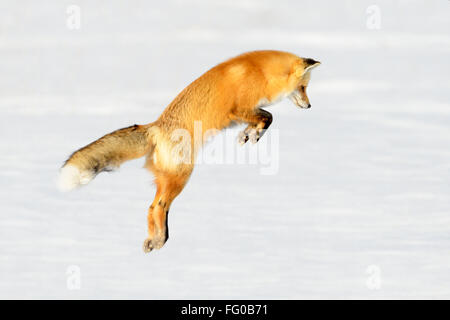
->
58;123;155;191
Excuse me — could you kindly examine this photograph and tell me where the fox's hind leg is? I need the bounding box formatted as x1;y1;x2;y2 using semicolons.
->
143;169;192;253
232;108;273;144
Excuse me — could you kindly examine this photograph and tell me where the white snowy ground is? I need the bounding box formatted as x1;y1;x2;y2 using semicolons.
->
0;1;449;299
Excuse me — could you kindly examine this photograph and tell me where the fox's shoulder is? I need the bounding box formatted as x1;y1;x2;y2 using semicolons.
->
211;50;301;83
218;50;301;75
230;50;298;59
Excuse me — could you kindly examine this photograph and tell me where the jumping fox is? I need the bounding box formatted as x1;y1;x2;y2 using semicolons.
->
59;50;321;253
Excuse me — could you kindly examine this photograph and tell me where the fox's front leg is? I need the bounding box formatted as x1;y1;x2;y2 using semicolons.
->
234;108;273;145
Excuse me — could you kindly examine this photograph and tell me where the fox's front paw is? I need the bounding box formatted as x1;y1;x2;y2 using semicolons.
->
248;128;260;144
143;236;167;253
238;131;249;145
238;127;261;145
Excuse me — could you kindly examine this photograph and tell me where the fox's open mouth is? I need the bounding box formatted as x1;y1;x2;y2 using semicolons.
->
289;92;310;109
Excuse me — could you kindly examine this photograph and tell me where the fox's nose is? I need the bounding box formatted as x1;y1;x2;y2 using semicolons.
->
307;104;311;108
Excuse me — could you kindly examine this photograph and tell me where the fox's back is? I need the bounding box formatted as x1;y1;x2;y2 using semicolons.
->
157;50;301;133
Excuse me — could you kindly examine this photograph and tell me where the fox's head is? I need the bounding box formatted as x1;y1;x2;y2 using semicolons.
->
290;58;321;109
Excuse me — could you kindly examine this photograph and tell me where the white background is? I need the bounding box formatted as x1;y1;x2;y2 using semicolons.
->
0;0;449;299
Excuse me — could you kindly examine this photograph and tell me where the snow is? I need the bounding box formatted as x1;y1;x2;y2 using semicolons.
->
0;0;449;299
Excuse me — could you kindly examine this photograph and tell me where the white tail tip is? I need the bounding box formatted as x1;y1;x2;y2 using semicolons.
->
58;165;94;192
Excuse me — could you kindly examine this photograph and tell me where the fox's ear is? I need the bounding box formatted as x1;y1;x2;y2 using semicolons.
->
303;58;321;73
295;58;321;77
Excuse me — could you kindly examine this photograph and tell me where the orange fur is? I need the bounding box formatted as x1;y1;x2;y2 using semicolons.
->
60;50;321;253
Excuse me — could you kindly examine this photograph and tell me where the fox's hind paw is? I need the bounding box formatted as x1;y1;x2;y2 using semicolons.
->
143;238;154;253
143;236;166;253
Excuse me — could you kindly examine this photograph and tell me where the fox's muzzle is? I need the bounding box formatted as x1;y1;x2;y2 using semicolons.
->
289;91;311;109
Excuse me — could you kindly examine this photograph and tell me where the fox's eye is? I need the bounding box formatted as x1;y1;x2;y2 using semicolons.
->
300;86;305;92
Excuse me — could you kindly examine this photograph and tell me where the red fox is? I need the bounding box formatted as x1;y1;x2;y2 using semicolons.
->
58;50;321;253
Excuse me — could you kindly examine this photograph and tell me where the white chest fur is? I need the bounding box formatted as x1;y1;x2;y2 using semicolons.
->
257;91;290;108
